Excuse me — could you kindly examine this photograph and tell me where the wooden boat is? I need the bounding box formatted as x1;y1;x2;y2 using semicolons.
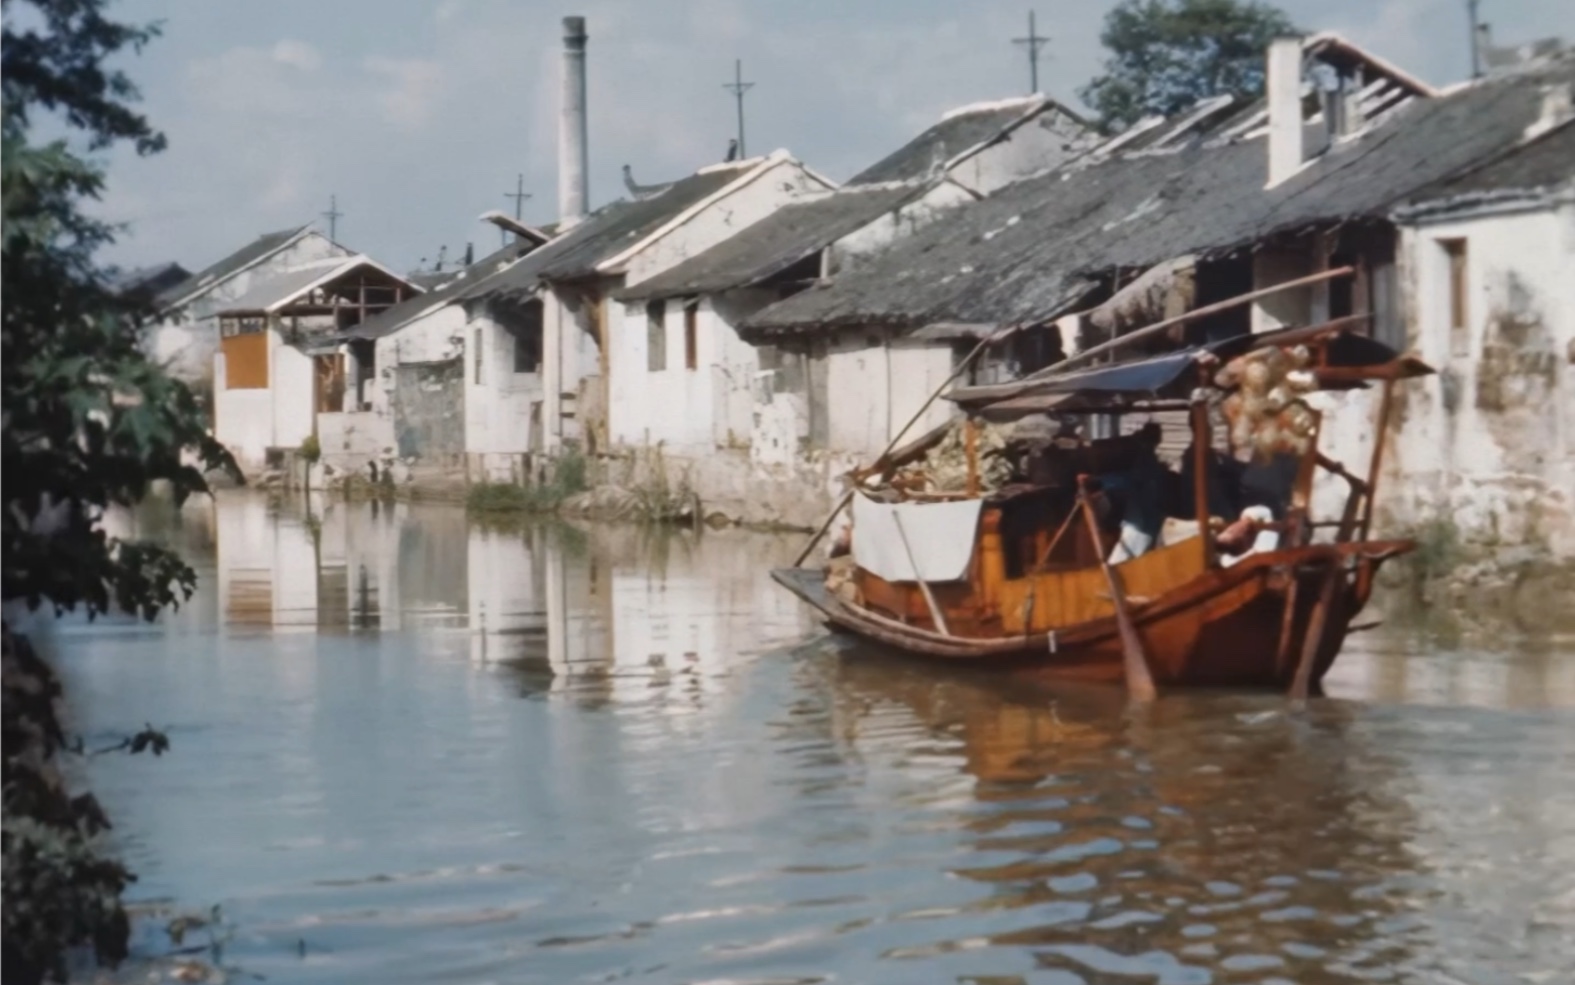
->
773;315;1434;698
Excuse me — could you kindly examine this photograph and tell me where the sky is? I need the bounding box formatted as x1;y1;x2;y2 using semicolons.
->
88;0;1573;276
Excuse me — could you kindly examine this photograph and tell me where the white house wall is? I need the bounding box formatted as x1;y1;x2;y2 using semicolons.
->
153;232;347;386
825;183;975;275
609;296;756;452
212;328;320;469
619;159;833;288
1382;204;1575;556
944;107;1098;196
465;306;546;479
825;335;955;458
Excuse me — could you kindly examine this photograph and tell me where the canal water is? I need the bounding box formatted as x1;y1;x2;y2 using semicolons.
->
48;492;1575;984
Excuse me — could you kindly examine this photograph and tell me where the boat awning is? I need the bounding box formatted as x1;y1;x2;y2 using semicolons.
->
951;322;1435;418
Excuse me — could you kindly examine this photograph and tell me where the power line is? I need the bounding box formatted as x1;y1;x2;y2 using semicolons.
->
1012;10;1050;95
722;59;755;158
322;194;344;242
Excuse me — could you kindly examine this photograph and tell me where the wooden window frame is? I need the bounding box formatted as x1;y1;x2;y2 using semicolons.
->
474;327;485;385
683;300;699;371
646;300;667;372
1441;237;1468;332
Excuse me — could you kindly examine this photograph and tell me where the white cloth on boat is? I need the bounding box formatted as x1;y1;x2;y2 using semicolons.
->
851;493;983;584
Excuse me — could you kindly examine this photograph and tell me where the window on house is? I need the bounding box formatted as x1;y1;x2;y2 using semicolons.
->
646;300;666;372
1440;238;1468;331
683;300;699;371
474;328;484;384
511;299;544;373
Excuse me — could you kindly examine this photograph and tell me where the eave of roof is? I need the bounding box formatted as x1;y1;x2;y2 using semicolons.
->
741;54;1571;339
156;225;314;312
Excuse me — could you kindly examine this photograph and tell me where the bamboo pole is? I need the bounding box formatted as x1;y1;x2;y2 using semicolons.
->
893;512;952;637
791;489;853;568
1358;379;1395;542
1189;398;1214;569
1077;478;1157;702
790;322;1017;567
1046;266;1356;377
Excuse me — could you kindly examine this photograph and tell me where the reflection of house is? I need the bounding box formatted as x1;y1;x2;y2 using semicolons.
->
212;255;420;471
150;226;349;387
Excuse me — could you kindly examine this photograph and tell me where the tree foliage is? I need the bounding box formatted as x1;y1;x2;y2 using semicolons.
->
1079;0;1300;131
3;0;238;981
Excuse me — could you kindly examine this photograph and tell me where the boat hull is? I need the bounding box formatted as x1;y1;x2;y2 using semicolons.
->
773;541;1411;691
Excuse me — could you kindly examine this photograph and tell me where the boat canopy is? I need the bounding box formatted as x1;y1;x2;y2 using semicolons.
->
948;321;1433;421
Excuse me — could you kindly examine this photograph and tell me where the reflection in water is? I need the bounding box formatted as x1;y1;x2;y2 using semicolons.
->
62;492;1575;984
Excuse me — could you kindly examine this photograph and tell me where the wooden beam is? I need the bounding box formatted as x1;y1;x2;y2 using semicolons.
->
955;268;1358;405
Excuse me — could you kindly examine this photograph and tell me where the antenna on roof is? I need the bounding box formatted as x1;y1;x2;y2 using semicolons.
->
1012;11;1050;95
435;245;448;273
1467;0;1484;79
322;194;344;242
722;59;755;157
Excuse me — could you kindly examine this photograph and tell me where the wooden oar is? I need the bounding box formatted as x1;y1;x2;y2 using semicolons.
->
1077;478;1157;703
1290;562;1342;701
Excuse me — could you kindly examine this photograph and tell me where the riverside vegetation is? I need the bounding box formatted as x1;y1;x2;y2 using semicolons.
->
2;1;237;981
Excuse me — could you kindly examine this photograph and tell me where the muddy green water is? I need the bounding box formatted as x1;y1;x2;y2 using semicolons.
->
49;492;1575;984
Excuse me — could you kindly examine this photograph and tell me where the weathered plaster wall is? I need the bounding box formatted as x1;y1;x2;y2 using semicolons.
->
619;159;833;288
152;232;347;385
541;288;602;452
392;358;465;463
825;183;975;275
608;296;758;452
824;334;956;458
1381;204;1575;557
465;305;546;481
944;107;1098;196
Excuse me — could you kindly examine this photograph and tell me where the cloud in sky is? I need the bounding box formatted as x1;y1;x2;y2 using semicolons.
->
93;0;1573;276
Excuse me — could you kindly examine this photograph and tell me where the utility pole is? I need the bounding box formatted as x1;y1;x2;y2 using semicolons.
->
1013;11;1050;95
1467;0;1483;79
722;59;754;158
322;194;343;242
504;173;531;221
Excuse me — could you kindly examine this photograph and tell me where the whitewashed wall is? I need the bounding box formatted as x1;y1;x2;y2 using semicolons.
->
619;158;834;288
1379;204;1574;556
943;106;1097;196
212;327;321;469
465;306;546;479
825;335;956;458
825;183;975;275
597;157;831;453
541;289;602;452
608;297;758;452
152;232;346;385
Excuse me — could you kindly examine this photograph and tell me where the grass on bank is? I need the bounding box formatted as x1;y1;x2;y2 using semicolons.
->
465;452;588;514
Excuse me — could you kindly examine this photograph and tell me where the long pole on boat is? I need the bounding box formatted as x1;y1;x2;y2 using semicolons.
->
966;267;1359;405
789;324;1017;568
